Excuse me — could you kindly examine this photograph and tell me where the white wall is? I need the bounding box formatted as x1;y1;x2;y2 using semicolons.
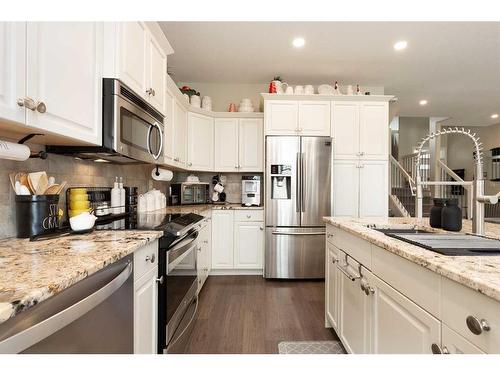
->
398;117;430;157
176;81;385;112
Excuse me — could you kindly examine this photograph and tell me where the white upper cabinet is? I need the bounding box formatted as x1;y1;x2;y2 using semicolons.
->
0;22;25;125
214;118;239;171
147;33;166;114
332;101;389;160
25;22;103;145
214;118;263;172
187;112;214;171
359;103;389;160
265;100;330;136
368;272;440;354
298;101;330;135
238;118;263;171
163;88;175;162
331;102;359;159
118;22;148;101
264;100;298;135
173;100;188;165
115;22;168;114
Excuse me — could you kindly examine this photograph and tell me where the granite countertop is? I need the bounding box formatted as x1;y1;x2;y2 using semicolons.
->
0;230;163;325
323;217;500;302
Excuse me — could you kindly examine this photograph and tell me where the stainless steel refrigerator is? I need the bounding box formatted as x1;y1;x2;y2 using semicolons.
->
265;136;331;279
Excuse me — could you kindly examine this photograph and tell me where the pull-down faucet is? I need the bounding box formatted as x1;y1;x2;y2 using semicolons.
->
415;127;499;235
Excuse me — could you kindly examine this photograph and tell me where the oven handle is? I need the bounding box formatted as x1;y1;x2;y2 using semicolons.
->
147;121;164;160
168;231;199;265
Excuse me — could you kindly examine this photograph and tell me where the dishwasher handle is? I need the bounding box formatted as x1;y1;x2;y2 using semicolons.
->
0;261;133;354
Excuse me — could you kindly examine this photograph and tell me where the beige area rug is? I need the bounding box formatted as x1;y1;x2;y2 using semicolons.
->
278;340;346;354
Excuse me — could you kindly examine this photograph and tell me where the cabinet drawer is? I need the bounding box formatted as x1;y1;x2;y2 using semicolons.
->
134;240;158;280
372;245;441;318
442;277;500;353
234;209;264;222
331;227;371;268
326;225;335;245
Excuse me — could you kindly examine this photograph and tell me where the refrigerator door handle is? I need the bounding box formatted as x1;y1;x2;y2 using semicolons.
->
271;230;326;236
296;152;301;212
301;152;305;213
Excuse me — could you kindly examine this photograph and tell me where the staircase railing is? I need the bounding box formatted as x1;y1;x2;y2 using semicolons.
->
437;159;473;219
401;151;431;184
390;155;416;216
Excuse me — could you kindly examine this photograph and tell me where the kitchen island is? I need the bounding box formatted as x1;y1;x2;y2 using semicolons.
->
324;217;500;354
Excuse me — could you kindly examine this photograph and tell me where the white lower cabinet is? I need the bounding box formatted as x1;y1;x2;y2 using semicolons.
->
197;218;212;292
134;267;158;354
234;221;264;269
368;272;440;354
326;225;496;354
211;209;264;273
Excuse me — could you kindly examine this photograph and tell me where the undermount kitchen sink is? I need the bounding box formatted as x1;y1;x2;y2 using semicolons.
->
373;227;500;256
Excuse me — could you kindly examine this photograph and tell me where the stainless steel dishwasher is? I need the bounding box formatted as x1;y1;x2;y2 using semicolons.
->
0;255;133;354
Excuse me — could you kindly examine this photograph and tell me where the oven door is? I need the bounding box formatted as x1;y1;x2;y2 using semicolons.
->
164;230;199;350
114;95;164;164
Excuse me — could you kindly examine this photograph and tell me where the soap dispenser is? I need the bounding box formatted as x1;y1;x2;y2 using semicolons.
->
111;177;120;214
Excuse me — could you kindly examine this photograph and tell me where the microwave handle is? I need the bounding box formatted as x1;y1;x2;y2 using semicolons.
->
147;122;164;160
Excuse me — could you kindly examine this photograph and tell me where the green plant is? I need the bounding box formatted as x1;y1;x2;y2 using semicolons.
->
273;76;282;82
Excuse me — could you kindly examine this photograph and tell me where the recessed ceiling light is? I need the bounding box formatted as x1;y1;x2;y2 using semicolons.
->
292;37;305;48
393;40;408;51
491;114;499;119
419;100;428;106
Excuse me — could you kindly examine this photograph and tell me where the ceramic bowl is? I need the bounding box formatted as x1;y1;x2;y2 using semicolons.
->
69;212;97;231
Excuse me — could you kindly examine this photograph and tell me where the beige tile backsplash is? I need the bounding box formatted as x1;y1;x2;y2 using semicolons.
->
0;142;261;238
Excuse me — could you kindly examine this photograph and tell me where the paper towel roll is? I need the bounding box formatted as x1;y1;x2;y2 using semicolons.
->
151;167;173;181
0;140;30;161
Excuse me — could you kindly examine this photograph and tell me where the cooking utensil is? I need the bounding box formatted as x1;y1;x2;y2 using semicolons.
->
19;185;31;195
44;184;61;195
28;171;48;195
56;181;67;195
9;172;16;191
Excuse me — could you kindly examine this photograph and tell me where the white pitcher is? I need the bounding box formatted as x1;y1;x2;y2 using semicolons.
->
273;80;289;94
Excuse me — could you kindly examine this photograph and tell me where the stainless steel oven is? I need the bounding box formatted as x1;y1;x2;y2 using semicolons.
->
158;228;199;353
47;78;164;164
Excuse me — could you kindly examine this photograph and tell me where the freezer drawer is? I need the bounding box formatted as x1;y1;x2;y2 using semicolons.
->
265;227;325;279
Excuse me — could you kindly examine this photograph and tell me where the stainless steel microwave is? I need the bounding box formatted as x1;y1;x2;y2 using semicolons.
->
47;79;164;164
170;183;210;205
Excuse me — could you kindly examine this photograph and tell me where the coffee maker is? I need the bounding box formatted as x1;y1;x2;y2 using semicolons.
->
241;176;261;206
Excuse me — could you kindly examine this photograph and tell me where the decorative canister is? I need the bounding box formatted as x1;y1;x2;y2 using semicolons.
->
441;198;462;231
15;194;60;238
429;198;446;228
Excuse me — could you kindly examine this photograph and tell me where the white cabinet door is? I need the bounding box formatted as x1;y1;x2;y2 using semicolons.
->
173;100;188;165
187;113;214;171
359;102;388;160
234;221;264;269
0;22;25;125
338;255;371;354
359;161;388;218
326;243;340;332
332;102;359;159
25;22;103;145
264;100;298;135
211;210;234;269
119;22;148;100
332;161;359;217
238;118;263;172
214;118;239;172
368;272;440;354
441;324;485;354
134;267;158;354
298;101;330;136
147;33;166;114
197;222;211;291
163;89;175;162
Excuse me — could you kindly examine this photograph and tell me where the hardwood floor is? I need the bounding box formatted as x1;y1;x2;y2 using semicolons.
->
184;276;338;354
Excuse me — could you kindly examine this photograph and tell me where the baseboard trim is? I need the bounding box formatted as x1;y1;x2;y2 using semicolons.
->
209;269;264;276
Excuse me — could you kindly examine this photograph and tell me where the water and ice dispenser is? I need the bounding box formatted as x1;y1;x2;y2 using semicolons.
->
270;164;292;199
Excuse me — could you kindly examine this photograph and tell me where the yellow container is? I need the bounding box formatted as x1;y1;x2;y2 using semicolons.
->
69;193;89;202
70;188;87;195
69;200;90;210
69;208;91;218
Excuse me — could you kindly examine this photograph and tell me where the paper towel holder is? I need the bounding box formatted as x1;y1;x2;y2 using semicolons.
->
154;165;160;177
18;133;48;160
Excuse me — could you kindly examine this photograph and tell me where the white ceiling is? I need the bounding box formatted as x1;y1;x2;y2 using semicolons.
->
159;22;500;126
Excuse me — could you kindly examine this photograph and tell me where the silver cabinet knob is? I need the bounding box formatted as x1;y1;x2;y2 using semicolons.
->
331;257;338;264
203;240;209;244
146;88;154;96
466;315;490;335
246;214;251;219
235;165;239;169
36;101;46;113
431;344;449;354
187;162;193;167
145;254;155;263
174;157;180;162
260;226;264;230
156;276;164;284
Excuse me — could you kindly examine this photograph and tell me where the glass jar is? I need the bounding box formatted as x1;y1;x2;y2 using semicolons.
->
430;198;446;228
441;198;462;231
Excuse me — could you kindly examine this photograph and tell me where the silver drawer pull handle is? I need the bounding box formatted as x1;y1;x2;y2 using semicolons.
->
431;343;449;354
337;264;361;281
466;315;490;335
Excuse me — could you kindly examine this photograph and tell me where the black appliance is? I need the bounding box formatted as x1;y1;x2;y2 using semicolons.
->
170;183;210;205
47;79;164;164
94;211;204;353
